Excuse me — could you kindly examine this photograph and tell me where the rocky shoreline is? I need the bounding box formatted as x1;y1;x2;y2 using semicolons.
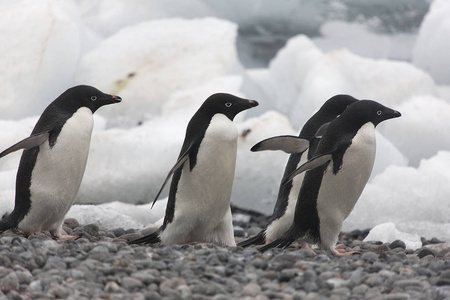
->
0;208;449;300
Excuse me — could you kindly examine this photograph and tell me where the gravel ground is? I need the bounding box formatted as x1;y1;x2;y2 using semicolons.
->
0;207;449;300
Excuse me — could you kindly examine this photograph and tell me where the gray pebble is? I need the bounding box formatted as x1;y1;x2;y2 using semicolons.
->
361;251;379;263
120;276;143;291
416;247;436;258
389;240;406;250
104;281;124;293
314;254;330;263
0;272;19;290
383;292;411;300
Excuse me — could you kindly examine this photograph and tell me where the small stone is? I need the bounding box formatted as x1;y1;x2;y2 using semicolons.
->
120;276;143;291
0;272;19;290
383;293;411;300
365;275;383;287
233;226;245;237
303;270;317;282
352;284;369;295
15;271;32;285
389;240;406;250
63;218;79;229
47;283;70;298
314;254;330;263
144;291;162;300
84;224;100;237
243;283;261;296
104;281;123;293
251;258;267;269
361;251;379;263
112;228;126;237
278;269;298;282
416;247;436;258
436;270;450;286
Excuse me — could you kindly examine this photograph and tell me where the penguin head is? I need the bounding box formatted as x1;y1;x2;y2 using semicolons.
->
346;100;401;127
320;94;359;116
56;85;122;113
199;93;259;121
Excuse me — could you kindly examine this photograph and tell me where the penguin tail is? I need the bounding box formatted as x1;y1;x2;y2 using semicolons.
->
0;213;17;234
237;231;266;247
258;237;295;253
128;230;161;245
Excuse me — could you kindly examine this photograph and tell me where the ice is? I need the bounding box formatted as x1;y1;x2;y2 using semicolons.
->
364;223;423;250
0;0;94;120
233;111;296;214
313;21;417;61
413;0;450;85
75;17;241;127
378;95;450;166
345;151;450;241
0;1;449;242
292;49;437;128
66;199;167;229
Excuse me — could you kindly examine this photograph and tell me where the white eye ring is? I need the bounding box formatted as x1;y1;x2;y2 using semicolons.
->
225;102;232;108
377;110;382;115
91;96;97;101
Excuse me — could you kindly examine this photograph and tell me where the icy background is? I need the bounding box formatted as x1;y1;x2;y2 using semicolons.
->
0;0;449;246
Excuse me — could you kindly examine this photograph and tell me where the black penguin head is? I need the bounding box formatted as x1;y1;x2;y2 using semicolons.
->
198;93;259;121
319;94;359;116
345;100;401;127
55;85;122;113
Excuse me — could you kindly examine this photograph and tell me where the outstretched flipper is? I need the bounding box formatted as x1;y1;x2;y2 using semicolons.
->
128;229;161;245
0;132;49;158
251;135;310;154
151;141;196;208
237;231;266;247
282;153;333;185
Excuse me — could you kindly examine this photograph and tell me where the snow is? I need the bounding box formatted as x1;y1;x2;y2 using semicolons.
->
1;0;449;243
413;0;450;85
364;223;423;250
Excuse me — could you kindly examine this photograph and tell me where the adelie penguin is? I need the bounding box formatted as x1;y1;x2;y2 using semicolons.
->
238;95;358;248
259;100;401;255
0;85;121;240
130;93;258;247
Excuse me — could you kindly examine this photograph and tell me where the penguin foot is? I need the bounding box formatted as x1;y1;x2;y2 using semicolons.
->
57;235;81;241
300;242;316;254
332;247;360;256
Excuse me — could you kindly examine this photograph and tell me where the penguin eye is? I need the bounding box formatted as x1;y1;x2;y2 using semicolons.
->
376;110;382;116
225;102;232;108
91;96;97;101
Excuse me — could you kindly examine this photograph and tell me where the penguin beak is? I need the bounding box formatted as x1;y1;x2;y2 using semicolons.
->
248;100;259;108
110;95;122;103
393;110;401;117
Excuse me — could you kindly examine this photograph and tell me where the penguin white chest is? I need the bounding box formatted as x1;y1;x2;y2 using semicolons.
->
317;122;376;247
19;107;94;232
172;114;238;238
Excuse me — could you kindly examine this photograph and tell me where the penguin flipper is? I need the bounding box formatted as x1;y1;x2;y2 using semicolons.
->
237;231;266;247
128;230;161;245
0;132;49;158
282;153;332;185
251;135;310;154
314;122;330;138
150;146;191;208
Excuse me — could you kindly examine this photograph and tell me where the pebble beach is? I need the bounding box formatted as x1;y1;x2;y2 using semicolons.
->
0;208;449;300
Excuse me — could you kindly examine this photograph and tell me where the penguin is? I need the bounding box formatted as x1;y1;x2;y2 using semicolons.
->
0;85;121;240
238;95;358;248
130;93;258;246
258;100;401;255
